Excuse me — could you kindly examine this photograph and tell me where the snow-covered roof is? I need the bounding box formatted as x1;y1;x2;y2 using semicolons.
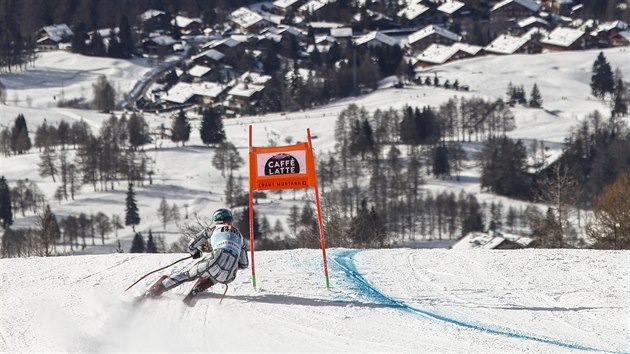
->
174;16;202;29
484;34;529;54
416;44;459;64
397;4;430;20
139;9;166;22
452;42;483;55
354;31;399;47
541;27;585;47
188;65;212;78
331;27;353;38
273;0;299;9
451;231;534;250
191;49;225;62
230;7;264;29
94;27;119;38
438;1;465;15
238;71;272;86
41;24;73;39
308;22;344;29
149;35;177;46
314;34;337;44
517;16;549;28
616;30;630;41
521;27;549;40
228;83;266;98
591;21;629;36
491;0;540;13
162;82;226;104
298;0;326;13
201;38;241;50
408;25;461;45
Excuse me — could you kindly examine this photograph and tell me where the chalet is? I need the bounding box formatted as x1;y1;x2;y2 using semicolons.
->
591;21;629;47
451;231;534;250
307;22;345;35
188;65;213;81
139;9;170;33
142;35;177;57
200;38;241;52
36;24;73;50
541;27;589;51
541;0;574;15
407;25;461;52
353;9;399;31
516;16;550;35
230;7;271;34
354;31;399;49
491;0;540;34
330;27;353;44
415;43;463;67
227;72;272;114
611;31;630;47
438;1;472;23
273;0;300;16
397;4;434;26
191;49;225;67
491;0;540;22
261;25;304;43
161;82;226;106
484;34;539;55
173;16;202;34
298;0;327;17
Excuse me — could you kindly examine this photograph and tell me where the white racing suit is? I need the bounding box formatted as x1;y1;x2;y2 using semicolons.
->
161;224;249;291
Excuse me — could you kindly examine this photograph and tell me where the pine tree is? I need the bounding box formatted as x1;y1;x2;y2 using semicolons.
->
611;78;628;117
127;112;150;149
10;114;31;154
171;109;191;146
157;196;170;229
591;52;615;99
199;107;225;146
0;176;13;229
529;83;543;108
118;15;135;58
124;184;140;231
38;147;58;182
146;229;158;253
36;205;61;256
92;75;116;112
129;232;145;253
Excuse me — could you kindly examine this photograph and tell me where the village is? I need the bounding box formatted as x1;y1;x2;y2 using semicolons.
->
30;0;630;117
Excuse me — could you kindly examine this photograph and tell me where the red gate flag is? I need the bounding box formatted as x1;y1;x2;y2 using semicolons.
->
248;142;318;191
248;126;330;289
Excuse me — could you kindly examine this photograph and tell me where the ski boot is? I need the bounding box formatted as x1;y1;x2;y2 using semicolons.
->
183;277;214;306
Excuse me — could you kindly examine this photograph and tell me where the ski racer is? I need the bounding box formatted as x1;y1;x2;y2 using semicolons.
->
144;208;249;304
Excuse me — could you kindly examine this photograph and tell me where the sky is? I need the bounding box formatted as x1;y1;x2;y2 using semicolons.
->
0;45;629;353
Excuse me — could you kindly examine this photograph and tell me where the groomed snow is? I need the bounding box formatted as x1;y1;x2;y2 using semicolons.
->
0;249;627;352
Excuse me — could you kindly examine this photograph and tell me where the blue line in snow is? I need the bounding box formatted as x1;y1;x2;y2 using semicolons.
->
330;249;614;353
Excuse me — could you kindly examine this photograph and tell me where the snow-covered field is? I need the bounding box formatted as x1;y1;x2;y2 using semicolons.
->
1;48;630;352
0;249;627;352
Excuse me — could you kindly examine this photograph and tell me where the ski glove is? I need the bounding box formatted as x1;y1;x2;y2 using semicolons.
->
192;249;202;259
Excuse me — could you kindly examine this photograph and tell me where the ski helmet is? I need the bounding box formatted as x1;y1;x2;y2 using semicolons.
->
212;208;233;224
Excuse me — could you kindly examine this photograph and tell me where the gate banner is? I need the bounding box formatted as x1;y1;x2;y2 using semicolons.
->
248;142;317;191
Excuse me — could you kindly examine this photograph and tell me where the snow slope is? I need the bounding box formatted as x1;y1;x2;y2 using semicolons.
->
0;249;628;353
2;47;629;251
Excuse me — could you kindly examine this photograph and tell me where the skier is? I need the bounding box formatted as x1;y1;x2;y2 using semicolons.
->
144;208;249;304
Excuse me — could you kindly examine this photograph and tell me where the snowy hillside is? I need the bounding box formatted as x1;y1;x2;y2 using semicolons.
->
1;48;629;251
1;249;627;352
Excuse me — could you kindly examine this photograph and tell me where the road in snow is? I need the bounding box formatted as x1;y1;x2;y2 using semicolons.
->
1;249;627;353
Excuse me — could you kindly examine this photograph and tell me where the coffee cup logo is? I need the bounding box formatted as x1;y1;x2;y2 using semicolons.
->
265;153;300;175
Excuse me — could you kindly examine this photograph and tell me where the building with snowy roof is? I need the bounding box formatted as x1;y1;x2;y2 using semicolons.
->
415;42;482;67
274;0;300;16
161;82;227;106
36;24;74;50
484;33;539;55
191;49;225;67
298;0;327;16
540;27;589;51
407;25;461;52
451;231;534;250
173;16;202;34
354;31;399;48
139;9;170;33
230;7;271;34
591;21;629;47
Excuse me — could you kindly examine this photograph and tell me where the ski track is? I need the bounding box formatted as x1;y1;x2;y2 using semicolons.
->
455;252;614;345
329;249;612;353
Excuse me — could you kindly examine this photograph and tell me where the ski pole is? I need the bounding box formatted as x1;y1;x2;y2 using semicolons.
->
124;255;192;292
